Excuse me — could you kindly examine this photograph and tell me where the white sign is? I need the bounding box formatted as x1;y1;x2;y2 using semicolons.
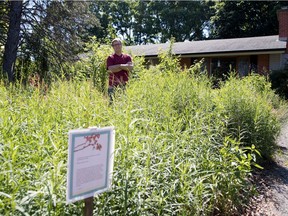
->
66;126;115;204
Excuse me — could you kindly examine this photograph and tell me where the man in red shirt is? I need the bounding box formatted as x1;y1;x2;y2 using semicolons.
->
106;38;133;102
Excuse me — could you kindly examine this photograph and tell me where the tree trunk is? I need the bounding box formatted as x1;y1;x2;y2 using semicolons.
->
2;1;23;82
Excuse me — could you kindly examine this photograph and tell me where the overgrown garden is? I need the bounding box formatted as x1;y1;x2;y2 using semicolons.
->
0;44;286;215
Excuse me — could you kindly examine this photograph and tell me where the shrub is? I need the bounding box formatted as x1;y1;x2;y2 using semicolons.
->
269;68;288;99
213;74;280;161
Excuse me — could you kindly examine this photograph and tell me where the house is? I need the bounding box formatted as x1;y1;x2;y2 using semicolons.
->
126;7;288;78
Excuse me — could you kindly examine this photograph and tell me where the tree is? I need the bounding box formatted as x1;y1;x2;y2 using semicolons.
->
132;1;164;44
1;0;99;82
89;1;134;44
21;0;99;79
88;2;116;43
2;1;23;82
130;0;211;44
89;0;213;45
209;1;288;39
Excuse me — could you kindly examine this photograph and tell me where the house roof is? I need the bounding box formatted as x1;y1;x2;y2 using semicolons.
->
126;35;287;57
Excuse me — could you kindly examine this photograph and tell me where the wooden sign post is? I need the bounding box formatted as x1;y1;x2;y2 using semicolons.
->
83;197;94;216
66;126;115;213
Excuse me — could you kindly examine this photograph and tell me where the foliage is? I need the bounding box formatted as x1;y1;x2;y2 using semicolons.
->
0;55;283;215
0;1;9;48
72;39;111;93
269;67;288;100
213;74;280;161
209;1;288;39
1;0;99;82
157;38;181;73
23;0;99;79
89;0;212;45
152;0;212;42
88;1;286;43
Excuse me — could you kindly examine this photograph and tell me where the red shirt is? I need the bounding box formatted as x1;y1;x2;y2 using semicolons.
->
106;53;132;87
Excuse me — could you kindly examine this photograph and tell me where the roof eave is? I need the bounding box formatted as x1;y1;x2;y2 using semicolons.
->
139;49;286;58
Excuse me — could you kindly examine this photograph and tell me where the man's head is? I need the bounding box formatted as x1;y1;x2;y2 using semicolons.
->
111;38;122;54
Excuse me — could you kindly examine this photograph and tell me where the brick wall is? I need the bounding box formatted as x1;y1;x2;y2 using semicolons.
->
277;7;288;42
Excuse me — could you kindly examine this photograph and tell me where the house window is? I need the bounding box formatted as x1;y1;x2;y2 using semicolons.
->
211;57;236;80
237;56;250;77
250;55;258;73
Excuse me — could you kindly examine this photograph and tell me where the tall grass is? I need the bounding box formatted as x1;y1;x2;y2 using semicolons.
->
0;80;110;215
0;56;284;215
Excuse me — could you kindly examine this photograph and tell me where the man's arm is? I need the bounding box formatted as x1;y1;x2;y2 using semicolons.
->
120;61;133;72
108;65;122;72
108;62;133;73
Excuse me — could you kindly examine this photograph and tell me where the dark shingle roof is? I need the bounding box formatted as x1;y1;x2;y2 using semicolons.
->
126;35;287;57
